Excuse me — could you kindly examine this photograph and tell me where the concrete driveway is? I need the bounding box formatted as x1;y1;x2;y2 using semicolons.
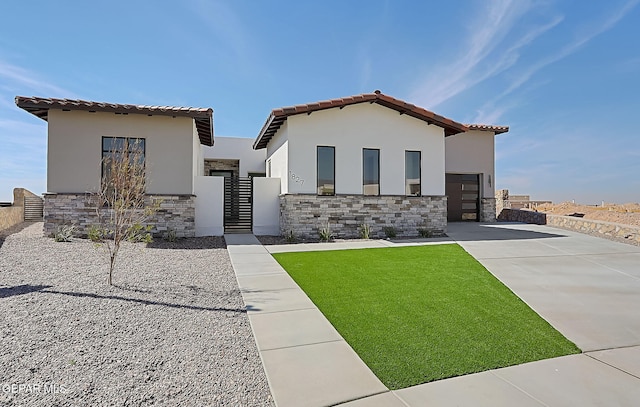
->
447;222;640;352
229;224;640;406
391;222;640;406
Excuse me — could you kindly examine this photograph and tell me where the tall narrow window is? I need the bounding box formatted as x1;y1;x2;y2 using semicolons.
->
317;146;335;196
363;148;380;196
267;159;271;177
405;151;421;196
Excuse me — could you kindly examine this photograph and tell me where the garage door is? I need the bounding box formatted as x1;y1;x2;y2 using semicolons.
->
446;174;479;221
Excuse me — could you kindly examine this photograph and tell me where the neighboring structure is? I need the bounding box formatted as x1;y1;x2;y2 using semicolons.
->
0;188;43;231
495;189;552;215
253;90;508;238
16;91;507;239
15;96;214;237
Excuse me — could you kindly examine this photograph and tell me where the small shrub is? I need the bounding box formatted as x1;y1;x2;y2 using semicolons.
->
285;230;296;243
417;228;432;238
54;225;76;242
126;223;154;243
163;228;177;243
88;225;104;242
359;223;371;239
382;226;397;239
318;223;333;242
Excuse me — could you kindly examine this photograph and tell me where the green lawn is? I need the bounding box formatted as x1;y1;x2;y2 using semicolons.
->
273;244;580;390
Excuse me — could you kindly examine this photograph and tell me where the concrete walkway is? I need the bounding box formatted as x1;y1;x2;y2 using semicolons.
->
225;224;640;406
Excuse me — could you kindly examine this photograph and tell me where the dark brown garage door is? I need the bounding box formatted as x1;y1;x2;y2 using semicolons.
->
446;174;479;221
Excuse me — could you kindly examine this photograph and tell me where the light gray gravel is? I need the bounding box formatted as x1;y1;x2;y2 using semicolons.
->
0;223;273;406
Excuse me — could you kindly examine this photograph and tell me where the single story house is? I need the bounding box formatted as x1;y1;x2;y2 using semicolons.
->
253;90;508;238
15;91;507;239
15;96;214;237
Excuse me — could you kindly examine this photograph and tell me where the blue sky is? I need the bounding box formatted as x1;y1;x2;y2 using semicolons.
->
1;0;639;203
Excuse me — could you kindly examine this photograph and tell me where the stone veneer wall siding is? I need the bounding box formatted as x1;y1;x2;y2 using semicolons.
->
497;208;547;224
495;189;509;217
480;198;497;222
498;208;640;246
43;193;195;238
204;159;239;178
279;194;447;239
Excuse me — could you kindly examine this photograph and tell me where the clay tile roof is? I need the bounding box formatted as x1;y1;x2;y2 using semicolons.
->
253;90;469;149
15;96;214;146
465;123;510;134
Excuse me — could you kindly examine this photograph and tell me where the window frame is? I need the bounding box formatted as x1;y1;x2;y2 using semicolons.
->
362;148;380;196
316;146;336;196
405;150;421;197
101;136;146;186
209;169;234;178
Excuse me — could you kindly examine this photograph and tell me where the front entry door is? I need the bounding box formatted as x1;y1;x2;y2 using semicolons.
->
446;174;480;221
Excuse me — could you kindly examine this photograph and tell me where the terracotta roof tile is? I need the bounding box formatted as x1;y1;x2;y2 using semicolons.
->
253;91;470;149
465;124;510;134
15;96;214;146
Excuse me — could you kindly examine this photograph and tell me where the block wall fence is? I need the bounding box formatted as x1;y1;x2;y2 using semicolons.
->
496;190;640;247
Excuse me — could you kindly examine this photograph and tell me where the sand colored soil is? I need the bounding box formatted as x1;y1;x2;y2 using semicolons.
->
536;202;640;227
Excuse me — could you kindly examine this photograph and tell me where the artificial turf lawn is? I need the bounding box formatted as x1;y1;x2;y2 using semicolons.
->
273;244;580;390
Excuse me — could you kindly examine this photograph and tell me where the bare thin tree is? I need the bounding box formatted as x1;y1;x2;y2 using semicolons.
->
90;138;159;285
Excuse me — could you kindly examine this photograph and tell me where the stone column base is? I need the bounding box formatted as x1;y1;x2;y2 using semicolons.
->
480;198;497;222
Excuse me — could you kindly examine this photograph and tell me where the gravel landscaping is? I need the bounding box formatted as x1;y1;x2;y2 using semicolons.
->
0;223;273;406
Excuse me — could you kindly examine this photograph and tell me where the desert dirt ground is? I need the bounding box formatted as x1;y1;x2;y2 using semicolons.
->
535;202;640;227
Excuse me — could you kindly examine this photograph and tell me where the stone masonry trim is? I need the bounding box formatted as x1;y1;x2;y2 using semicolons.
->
480;198;497;222
279;194;447;239
44;193;195;238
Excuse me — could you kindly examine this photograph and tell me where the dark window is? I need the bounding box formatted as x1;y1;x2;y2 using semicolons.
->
209;170;234;177
248;172;266;178
363;148;380;196
101;137;146;199
405;151;421;196
317;146;335;196
102;137;145;180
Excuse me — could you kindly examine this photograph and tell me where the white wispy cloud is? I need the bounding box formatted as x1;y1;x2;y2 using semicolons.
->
475;0;639;123
410;0;562;108
501;0;639;98
0;60;60;200
0;60;75;97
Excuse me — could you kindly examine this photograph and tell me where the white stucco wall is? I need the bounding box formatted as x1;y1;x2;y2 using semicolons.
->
266;123;289;193
194;176;224;236
47;110;196;195
252;177;281;235
445;130;496;198
267;103;446;196
193;122;204;180
202;136;266;176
